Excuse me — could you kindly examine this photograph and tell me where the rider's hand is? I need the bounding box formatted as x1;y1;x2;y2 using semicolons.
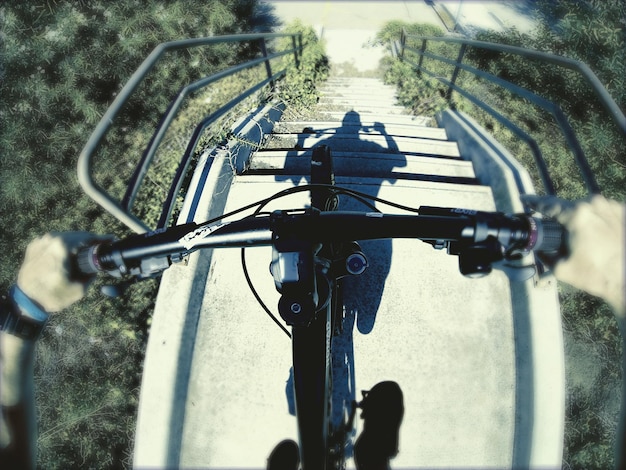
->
16;232;106;312
523;195;625;318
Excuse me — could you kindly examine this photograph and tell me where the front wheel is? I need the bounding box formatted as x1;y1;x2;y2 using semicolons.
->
292;303;332;469
291;144;342;469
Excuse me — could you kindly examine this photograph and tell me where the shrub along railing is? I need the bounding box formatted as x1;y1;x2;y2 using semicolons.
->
78;32;302;233
393;31;626;198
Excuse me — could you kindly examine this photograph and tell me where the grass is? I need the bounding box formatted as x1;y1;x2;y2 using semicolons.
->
24;19;329;469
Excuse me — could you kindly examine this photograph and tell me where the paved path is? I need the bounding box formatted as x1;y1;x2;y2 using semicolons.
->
264;0;537;72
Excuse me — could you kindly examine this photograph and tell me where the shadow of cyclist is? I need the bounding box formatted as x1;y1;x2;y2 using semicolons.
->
275;111;406;465
276;110;406;335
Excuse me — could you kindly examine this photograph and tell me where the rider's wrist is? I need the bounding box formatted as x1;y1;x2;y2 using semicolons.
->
0;285;50;341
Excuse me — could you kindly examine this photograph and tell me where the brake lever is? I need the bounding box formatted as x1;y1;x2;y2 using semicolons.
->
99;255;173;297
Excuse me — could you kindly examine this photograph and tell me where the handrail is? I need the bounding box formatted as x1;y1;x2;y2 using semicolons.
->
78;32;302;233
416;65;555;194
156;71;284;229
397;32;626;197
121;48;295;213
411;35;626;135
403;45;590;194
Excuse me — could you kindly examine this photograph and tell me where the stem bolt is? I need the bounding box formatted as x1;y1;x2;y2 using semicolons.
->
290;303;302;314
346;253;368;275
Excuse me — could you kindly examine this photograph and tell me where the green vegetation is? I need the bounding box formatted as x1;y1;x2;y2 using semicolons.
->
275;19;330;119
1;2;328;468
373;21;451;117
127;63;271;228
378;1;625;468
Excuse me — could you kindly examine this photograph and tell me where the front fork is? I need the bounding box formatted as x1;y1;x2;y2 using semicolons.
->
271;239;367;469
272;144;366;468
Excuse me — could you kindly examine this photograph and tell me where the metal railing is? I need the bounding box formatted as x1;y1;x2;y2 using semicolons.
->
78;32;302;233
395;32;626;197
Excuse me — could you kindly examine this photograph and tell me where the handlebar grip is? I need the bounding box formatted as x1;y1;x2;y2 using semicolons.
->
534;218;565;254
75;244;105;274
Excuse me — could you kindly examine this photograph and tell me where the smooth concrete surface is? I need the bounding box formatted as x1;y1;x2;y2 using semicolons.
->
437;109;565;467
133;156;235;468
439;1;537;36
265;1;442;72
176;176;517;468
133;102;281;468
265;1;537;72
251;150;476;179
323;111;433;127
267;133;461;157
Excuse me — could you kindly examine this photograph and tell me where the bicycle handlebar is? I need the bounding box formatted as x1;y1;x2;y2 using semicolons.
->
76;206;564;280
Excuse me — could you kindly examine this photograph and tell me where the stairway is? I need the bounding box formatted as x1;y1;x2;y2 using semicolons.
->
133;76;564;469
247;77;489;201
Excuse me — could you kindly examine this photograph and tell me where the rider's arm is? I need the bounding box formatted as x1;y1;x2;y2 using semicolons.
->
372;121;399;153
1;233;98;469
0;328;37;469
525;195;625;320
525;195;625;469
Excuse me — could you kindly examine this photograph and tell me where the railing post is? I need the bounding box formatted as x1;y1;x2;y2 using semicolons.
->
260;37;274;91
416;38;427;77
292;34;300;68
447;43;467;101
399;29;406;60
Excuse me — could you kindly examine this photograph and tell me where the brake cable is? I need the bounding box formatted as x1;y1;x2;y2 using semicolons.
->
239;184;415;338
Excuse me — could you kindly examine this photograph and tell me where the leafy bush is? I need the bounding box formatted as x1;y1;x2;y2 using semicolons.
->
0;1;286;468
370;20;445;49
464;1;625;200
465;8;626;460
275;19;329;117
376;22;454;118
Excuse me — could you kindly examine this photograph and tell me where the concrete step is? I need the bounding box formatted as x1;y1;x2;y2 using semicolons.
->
319;88;398;99
317;102;409;115
320;86;397;96
319;95;400;108
249;150;478;184
320;90;398;101
263;132;461;158
231;175;494;211
273;121;449;140
324;77;391;83
323;77;395;88
317;78;406;120
317;111;433;127
320;90;398;100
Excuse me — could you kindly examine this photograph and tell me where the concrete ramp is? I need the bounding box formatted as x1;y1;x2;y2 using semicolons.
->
133;77;563;469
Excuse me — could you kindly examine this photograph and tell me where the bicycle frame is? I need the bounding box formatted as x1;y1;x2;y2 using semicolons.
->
275;145;358;468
